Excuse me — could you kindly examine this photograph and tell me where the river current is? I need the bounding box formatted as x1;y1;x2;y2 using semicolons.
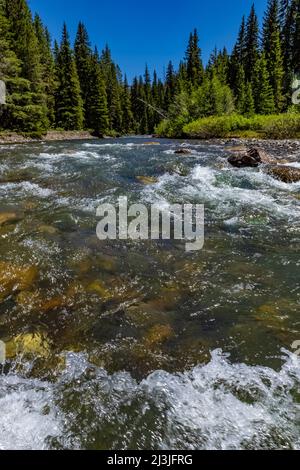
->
0;137;299;449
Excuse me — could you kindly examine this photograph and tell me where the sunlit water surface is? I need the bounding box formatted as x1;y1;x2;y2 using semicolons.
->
0;137;299;449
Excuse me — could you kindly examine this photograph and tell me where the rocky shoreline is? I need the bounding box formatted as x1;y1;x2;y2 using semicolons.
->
0;130;96;145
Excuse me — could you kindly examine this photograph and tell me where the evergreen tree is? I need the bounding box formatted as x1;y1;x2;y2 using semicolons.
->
243;82;255;116
88;50;109;136
252;53;276;114
34;14;56;125
74;21;92;126
235;64;246;113
5;0;48;132
55;23;84;130
263;0;285;111
292;0;300;74
185;29;204;87
99;45;123;133
164;61;176;109
230;16;247;90
0;0;24;130
121;75;133;134
244;4;259;81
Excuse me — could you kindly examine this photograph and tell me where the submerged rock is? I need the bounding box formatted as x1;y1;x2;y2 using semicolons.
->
264;165;300;183
87;280;113;300
136;175;158;184
174;148;192;155
0;262;38;301
144;324;174;347
5;332;50;359
0;212;19;226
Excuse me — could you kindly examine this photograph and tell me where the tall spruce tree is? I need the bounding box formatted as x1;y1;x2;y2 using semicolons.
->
244;4;259;81
88;50;109;136
185;29;204;87
55;23;84;130
263;0;285;111
74;22;92;127
164;61;176;110
5;0;48;132
121;75;133;134
34;14;56;125
252;53;276;114
230;16;247;91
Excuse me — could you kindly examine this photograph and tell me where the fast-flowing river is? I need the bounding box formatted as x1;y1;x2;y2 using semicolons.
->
0;137;299;449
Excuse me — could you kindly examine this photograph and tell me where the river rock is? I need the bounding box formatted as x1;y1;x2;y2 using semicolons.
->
136;175;158;184
174;148;192;155
264;165;300;183
144;324;174;347
5;332;50;359
0;212;19;226
228;147;276;167
0;262;38;301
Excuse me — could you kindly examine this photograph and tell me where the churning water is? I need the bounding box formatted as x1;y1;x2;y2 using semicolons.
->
0;137;299;449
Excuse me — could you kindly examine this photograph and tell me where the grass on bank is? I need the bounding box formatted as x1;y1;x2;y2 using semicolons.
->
156;113;300;139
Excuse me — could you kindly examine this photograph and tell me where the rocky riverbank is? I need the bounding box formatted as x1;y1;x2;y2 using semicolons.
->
0;130;96;145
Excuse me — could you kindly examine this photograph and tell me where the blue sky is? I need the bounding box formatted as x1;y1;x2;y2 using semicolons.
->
28;0;267;81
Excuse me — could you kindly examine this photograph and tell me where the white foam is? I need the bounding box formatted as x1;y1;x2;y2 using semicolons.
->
0;350;299;450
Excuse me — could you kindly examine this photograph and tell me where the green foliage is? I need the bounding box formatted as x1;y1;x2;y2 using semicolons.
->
55;24;84;130
88;52;109;136
182;113;300;139
252;53;276;114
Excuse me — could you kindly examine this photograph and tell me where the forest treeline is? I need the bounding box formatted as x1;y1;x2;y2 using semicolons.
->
0;0;299;138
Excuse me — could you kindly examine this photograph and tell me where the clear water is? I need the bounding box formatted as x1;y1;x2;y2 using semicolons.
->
0;137;299;449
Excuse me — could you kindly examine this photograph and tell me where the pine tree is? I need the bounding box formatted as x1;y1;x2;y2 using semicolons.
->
292;0;300;74
5;0;48;132
34;14;56;125
99;46;123;133
243;82;255;116
263;0;285;111
244;4;259;81
121;75;133;134
230;16;247;90
185;29;204;87
164;61;176;109
235;64;246;113
252;53;276;114
0;0;24;130
74;22;92;127
88;50;109;136
55;23;84;130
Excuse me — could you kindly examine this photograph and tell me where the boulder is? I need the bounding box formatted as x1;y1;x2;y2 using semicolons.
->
264;165;300;183
228;147;276;167
174;148;192;155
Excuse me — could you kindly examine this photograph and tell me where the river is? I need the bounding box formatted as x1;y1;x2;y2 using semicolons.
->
0;137;299;449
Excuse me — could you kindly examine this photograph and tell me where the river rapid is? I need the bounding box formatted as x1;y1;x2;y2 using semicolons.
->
0;137;299;449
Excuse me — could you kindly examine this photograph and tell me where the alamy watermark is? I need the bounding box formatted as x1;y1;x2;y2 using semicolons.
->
96;197;204;252
0;80;6;105
292;73;300;105
0;340;5;365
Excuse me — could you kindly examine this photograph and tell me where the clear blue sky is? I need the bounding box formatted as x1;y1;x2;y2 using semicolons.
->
28;0;267;81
